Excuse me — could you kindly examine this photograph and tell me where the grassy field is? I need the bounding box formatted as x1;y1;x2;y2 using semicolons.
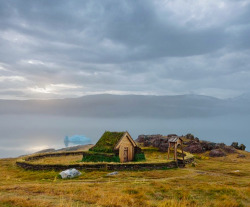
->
0;150;249;207
26;147;192;165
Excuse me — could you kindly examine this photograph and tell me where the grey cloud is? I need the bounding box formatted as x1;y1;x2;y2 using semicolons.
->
0;0;250;99
0;0;230;62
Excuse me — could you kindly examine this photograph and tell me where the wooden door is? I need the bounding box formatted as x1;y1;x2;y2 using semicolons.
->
123;147;128;162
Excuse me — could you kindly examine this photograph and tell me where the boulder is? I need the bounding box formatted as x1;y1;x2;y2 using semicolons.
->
152;138;162;148
209;149;226;157
167;134;178;138
201;141;216;151
231;142;246;151
107;171;118;176
136;134;169;151
215;143;226;149
194;137;200;142
158;143;169;152
185;133;195;140
136;135;146;143
152;138;169;152
59;168;81;179
184;142;203;153
231;142;239;149
237;154;246;158
144;140;151;147
239;144;246;151
223;146;236;153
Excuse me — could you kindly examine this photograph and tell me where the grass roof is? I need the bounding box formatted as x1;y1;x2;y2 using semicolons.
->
90;131;125;153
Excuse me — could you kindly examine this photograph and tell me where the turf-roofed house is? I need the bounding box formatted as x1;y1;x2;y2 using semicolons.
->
87;131;144;163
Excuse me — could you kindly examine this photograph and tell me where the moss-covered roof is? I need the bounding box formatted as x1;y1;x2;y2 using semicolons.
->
90;131;125;153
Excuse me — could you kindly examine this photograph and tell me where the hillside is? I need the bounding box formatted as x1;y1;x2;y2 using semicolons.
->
33;144;94;154
0;148;249;206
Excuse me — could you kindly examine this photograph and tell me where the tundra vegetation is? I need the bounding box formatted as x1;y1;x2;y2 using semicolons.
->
0;146;249;207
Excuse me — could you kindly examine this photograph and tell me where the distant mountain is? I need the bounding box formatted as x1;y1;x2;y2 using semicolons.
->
0;94;249;119
17;144;94;157
33;144;94;154
231;92;250;102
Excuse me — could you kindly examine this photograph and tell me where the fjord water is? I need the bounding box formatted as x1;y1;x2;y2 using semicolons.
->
0;114;249;158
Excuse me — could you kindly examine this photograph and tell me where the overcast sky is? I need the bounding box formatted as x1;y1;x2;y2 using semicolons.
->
0;0;250;100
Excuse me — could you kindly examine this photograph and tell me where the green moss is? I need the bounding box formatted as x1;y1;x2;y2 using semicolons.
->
82;153;120;162
90;131;125;153
134;153;146;162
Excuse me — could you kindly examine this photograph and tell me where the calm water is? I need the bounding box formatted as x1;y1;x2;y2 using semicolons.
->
0;114;249;158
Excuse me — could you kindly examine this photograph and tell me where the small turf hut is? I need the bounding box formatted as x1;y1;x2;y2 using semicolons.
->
90;131;141;162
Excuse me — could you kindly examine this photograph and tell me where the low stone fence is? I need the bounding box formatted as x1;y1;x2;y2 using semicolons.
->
25;151;85;161
16;151;194;171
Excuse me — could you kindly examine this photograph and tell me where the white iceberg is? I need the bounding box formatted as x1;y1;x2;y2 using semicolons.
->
64;135;91;147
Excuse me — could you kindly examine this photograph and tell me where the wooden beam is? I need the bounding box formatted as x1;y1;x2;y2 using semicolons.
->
181;143;184;161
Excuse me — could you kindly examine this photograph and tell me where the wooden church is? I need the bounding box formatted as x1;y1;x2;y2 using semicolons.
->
90;131;141;162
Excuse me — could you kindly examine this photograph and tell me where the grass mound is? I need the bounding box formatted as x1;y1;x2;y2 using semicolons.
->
90;131;125;153
134;153;146;162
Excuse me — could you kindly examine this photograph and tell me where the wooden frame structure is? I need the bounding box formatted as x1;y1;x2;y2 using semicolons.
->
167;137;184;161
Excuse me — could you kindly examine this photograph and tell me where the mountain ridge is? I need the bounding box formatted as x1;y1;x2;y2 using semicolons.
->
0;94;248;119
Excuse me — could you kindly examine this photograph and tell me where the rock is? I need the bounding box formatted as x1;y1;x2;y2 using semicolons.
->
107;171;118;176
158;142;169;152
136;134;169;151
137;133;242;155
237;154;246;158
231;142;246;151
144;140;151;147
185;133;195;140
152;138;162;148
152;138;169;152
167;134;178;138
239;144;246;151
136;134;163;144
223;146;236;153
184;143;203;153
136;135;146;143
209;149;226;157
201;141;216;151
215;143;226;149
194;137;200;142
231;142;239;149
59;168;81;179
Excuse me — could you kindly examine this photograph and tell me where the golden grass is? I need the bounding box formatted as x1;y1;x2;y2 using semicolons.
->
26;147;192;165
0;150;249;207
28;155;83;165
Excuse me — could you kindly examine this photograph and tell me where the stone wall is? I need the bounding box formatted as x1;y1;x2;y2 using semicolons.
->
16;151;194;171
16;160;180;171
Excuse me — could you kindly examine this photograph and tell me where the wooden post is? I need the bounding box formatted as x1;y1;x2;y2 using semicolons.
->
174;143;177;161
